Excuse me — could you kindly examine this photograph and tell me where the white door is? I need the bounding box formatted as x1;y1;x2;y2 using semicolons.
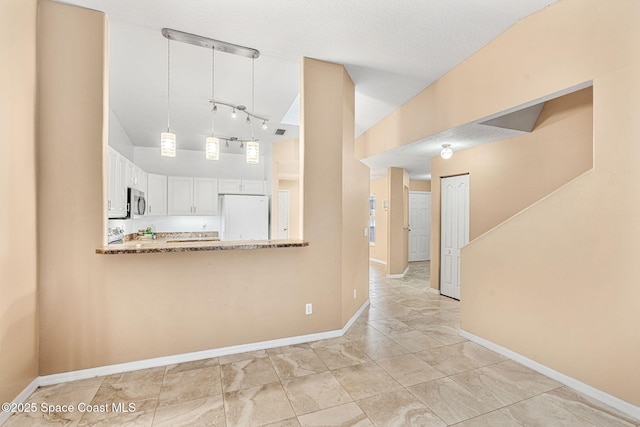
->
277;190;290;239
408;192;431;261
440;175;469;300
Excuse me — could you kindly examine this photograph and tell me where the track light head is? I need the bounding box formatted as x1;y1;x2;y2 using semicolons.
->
231;108;237;118
261;120;268;130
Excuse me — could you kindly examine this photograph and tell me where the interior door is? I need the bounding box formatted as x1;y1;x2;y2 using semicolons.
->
408;192;431;261
277;190;290;239
440;175;469;300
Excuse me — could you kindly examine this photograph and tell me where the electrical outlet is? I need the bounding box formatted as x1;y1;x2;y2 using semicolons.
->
305;303;312;315
353;289;357;299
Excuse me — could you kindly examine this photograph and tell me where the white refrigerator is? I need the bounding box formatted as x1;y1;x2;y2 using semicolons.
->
220;195;269;241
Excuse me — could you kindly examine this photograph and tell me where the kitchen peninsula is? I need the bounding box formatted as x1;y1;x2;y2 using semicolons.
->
96;232;308;254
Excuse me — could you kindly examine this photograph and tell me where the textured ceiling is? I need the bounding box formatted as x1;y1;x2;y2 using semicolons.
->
58;0;556;175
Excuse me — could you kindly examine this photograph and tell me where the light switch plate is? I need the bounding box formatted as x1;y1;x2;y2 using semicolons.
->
363;227;369;237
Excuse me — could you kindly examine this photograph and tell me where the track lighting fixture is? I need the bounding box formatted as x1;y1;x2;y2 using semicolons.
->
160;28;270;163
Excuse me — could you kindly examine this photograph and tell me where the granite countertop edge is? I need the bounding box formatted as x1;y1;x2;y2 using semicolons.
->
96;239;309;255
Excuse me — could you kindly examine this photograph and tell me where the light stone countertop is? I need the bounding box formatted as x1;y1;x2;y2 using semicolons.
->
96;237;308;255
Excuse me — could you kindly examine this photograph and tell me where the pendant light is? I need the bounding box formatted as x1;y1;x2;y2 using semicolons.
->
246;57;260;164
205;48;220;160
161;37;176;157
440;144;453;160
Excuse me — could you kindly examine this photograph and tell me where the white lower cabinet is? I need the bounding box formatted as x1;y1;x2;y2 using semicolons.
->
146;174;167;216
218;178;266;195
168;177;218;216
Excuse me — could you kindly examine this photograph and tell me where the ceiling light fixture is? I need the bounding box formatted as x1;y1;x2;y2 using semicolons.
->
161;36;176;157
207;100;269;128
160;28;269;159
205;48;219;161
440;144;453;160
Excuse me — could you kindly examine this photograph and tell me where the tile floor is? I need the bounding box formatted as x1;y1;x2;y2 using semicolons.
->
5;262;639;426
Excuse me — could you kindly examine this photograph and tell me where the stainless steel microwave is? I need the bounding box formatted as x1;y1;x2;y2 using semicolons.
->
127;188;146;219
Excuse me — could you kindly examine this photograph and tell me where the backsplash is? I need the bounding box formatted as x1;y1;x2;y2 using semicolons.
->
108;215;221;235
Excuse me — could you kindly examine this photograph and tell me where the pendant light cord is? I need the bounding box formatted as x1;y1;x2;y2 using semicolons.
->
167;37;171;132
211;48;215;136
251;57;255;141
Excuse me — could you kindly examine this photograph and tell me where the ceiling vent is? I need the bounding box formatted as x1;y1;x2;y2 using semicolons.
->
274;128;286;136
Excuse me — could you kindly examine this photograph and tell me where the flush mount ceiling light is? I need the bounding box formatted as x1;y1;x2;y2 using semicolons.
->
440;144;453;160
160;36;176;157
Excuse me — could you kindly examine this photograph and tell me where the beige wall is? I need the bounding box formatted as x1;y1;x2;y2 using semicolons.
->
339;67;371;322
356;0;640;407
35;3;369;377
0;0;39;404
369;177;388;264
430;88;593;290
387;168;409;275
409;180;431;192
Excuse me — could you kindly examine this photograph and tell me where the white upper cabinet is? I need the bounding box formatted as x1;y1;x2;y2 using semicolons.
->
241;180;266;195
135;166;147;192
167;176;194;216
107;147;127;218
147;174;167;216
125;160;136;190
218;179;266;195
168;177;218;216
193;178;219;215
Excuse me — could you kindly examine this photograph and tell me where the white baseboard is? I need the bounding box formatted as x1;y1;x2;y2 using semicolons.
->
0;377;39;426
342;299;370;332
35;299;369;390
386;265;409;278
427;287;440;295
369;258;387;265
458;329;640;421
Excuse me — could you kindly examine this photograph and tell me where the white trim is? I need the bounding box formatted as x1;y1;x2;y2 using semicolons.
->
36;299;370;389
369;258;387;265
341;299;370;332
459;329;640;420
386;265;409;278
427;286;440;295
0;377;39;425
